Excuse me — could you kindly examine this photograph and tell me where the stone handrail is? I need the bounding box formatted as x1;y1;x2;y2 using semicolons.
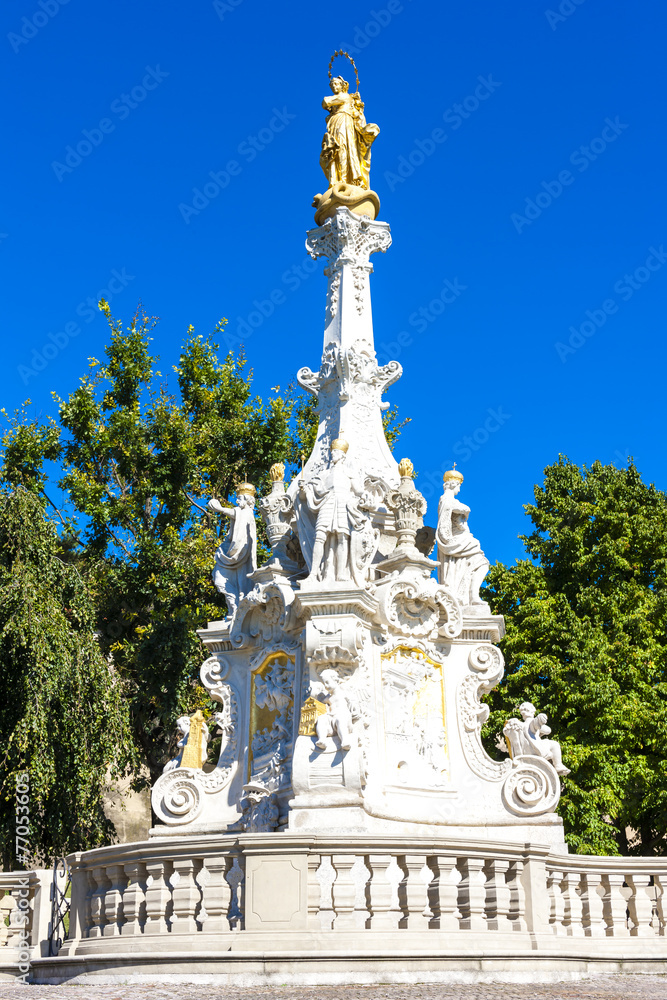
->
49;835;667;946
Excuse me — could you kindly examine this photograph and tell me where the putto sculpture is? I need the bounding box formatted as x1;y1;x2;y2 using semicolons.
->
500;702;571;776
210;482;257;615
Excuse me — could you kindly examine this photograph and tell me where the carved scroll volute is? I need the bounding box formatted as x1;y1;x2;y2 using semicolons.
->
457;644;511;783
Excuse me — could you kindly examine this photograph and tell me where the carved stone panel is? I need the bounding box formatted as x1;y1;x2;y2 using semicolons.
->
381;645;449;789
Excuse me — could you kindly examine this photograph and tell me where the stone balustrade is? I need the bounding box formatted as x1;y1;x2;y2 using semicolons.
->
0;870;53;980
21;834;667;984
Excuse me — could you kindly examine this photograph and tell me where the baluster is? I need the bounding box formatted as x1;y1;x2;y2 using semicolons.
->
88;866;109;938
0;893;13;946
170;858;201;934
224;854;244;929
430;855;461;931
315;855;336;931
601;872;629;936
653;874;665;936
402;855;429;930
121;861;146;936
561;871;584;937
144;860;172;935
484;859;512;932
367;854;401;930
306;853;322;930
102;864;127;936
6;889;28;949
580;872;605;937
507;860;527;931
547;868;565;935
332;854;358;930
626;872;654;937
201;856;231;934
352;856;371;929
458;857;487;931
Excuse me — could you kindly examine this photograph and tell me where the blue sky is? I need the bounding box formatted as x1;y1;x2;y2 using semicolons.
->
2;0;665;567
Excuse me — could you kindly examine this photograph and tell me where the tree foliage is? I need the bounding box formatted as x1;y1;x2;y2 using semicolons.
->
483;457;667;855
0;488;135;868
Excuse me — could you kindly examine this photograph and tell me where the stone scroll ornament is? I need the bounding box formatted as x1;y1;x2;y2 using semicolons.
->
152;691;241;826
458;645;511;783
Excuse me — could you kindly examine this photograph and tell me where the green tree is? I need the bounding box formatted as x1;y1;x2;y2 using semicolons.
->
483;457;667;855
0;488;135;868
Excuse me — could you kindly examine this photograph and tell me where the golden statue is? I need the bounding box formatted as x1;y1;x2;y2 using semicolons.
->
313;52;381;225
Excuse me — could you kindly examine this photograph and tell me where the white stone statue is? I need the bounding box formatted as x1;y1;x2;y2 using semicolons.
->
499;702;570;776
436;467;490;608
311;667;355;751
298;436;373;586
210;483;257;616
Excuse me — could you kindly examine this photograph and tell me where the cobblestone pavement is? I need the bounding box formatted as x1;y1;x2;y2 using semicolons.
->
1;976;666;1000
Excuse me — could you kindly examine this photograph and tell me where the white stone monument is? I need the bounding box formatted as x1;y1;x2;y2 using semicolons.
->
42;56;667;988
151;81;568;851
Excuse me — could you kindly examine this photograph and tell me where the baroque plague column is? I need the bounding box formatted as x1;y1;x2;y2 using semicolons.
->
150;54;568;847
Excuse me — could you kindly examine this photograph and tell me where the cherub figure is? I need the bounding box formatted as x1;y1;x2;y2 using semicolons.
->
499;702;570;776
312;668;354;751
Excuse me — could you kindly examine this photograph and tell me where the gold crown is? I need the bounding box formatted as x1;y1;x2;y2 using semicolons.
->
236;481;256;497
331;435;349;453
269;462;285;482
443;465;464;484
398;457;414;478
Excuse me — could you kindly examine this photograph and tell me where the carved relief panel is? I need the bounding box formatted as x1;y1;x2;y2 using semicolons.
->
381;645;449;789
